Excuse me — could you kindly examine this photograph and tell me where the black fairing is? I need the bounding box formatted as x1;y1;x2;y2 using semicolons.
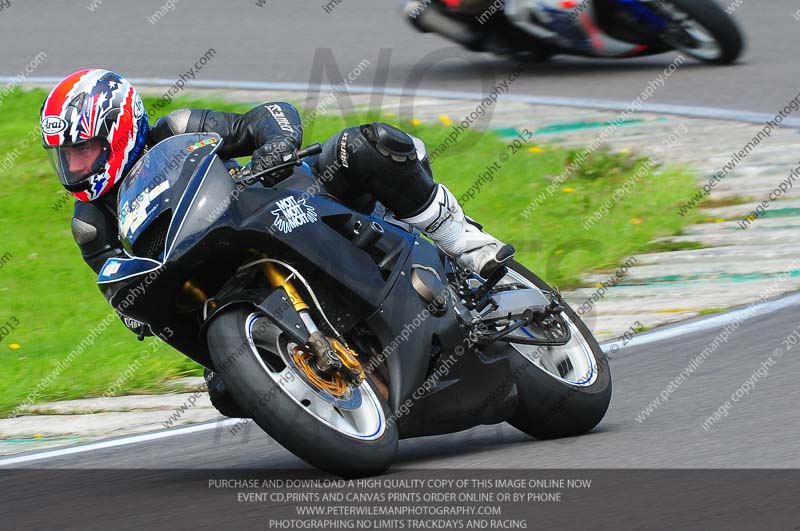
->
99;133;517;435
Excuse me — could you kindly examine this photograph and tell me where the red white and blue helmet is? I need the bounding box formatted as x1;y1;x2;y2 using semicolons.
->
41;69;148;202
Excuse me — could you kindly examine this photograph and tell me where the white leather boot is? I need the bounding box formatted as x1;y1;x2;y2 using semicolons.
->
400;184;515;277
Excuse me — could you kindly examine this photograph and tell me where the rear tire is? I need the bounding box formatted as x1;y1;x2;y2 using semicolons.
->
207;307;398;477
501;261;612;439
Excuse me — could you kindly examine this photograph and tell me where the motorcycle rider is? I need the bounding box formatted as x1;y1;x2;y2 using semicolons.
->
41;68;515;416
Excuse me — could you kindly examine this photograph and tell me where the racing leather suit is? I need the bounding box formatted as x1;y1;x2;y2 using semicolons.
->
69;102;508;419
71;102;436;277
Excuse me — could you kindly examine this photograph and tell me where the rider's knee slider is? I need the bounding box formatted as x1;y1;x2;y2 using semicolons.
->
362;122;418;163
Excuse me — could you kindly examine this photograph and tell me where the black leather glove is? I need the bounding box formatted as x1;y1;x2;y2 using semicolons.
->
251;137;298;185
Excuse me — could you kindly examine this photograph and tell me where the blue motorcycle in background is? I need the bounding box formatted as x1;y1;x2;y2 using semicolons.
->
408;0;744;64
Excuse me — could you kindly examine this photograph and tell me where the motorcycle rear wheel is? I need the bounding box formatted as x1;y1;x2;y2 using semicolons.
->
491;261;612;439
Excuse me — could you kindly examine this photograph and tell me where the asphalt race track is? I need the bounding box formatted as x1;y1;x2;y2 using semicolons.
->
2;291;799;469
0;0;798;115
2;295;800;528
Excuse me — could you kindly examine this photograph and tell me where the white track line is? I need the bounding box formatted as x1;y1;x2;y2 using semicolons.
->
0;418;240;467
6;76;800;128
602;291;800;352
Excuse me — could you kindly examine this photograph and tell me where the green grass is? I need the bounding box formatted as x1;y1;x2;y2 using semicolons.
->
0;88;700;416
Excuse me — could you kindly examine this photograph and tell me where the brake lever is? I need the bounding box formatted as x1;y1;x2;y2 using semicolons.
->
232;160;295;186
232;143;323;186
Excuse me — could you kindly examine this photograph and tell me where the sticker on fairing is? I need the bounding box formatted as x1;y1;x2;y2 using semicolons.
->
101;261;122;277
270;196;318;234
186;137;218;152
120;197;150;236
148;179;170;199
119;180;171;236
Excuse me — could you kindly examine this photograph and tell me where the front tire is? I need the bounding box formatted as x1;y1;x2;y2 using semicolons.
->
658;0;744;64
500;261;612;439
207;307;398;477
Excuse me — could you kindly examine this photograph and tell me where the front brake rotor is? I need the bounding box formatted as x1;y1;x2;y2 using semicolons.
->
292;346;350;398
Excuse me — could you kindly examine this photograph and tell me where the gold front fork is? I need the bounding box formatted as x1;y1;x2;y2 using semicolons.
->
261;262;309;313
260;261;364;387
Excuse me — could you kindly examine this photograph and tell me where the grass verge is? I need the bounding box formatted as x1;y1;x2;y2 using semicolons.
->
0;89;699;415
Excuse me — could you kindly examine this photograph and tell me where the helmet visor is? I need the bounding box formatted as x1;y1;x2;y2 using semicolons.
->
47;138;110;190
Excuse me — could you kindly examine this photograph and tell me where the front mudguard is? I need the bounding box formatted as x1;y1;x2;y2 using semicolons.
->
201;285;311;371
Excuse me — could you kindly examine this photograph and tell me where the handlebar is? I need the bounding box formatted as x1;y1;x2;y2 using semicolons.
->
296;143;324;159
232;143;323;185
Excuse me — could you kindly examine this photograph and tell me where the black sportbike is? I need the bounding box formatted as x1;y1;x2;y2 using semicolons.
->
100;133;611;476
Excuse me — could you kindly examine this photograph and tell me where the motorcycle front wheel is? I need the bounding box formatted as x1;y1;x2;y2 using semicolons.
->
657;0;744;64
207;307;398;477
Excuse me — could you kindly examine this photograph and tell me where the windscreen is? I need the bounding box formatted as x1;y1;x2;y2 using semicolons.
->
117;133;221;245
